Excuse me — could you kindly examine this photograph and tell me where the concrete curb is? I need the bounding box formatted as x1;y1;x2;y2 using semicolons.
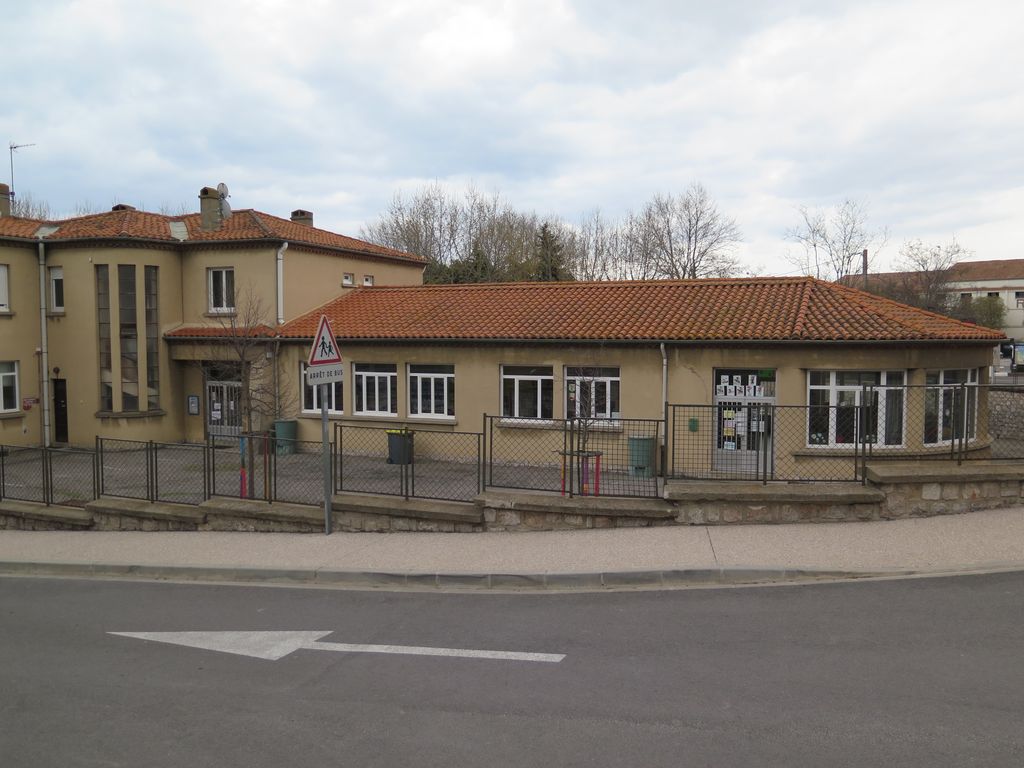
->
5;559;1014;590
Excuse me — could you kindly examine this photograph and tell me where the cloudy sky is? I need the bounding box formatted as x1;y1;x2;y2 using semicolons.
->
3;0;1021;274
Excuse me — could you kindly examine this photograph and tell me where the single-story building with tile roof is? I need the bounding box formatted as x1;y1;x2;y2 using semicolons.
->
164;276;1007;482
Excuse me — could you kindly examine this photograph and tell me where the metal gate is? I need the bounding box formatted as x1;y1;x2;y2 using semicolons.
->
206;381;242;437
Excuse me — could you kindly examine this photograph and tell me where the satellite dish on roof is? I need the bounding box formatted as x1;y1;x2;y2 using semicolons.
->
216;182;232;220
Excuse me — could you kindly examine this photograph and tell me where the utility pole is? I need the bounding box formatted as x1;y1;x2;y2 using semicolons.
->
9;142;36;199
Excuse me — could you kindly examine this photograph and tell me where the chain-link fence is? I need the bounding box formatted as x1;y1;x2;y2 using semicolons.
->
669;404;867;483
98;438;151;500
485;416;663;497
273;437;329;506
209;433;273;502
335;424;482;502
153;442;207;505
0;445;98;506
0;445;48;504
48;447;98;507
670;384;1024;482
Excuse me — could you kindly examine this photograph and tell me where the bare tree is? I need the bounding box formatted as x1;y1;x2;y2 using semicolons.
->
786;199;888;281
208;284;286;434
11;191;53;219
631;183;741;279
886;238;968;311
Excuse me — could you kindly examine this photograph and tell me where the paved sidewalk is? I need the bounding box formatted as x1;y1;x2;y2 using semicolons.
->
0;507;1022;589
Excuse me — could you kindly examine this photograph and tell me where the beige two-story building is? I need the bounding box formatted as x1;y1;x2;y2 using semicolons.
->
0;183;424;447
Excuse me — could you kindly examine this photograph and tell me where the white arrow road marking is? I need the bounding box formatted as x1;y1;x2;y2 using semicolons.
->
109;631;565;663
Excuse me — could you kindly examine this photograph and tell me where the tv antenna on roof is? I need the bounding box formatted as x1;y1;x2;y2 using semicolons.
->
216;182;232;221
8;142;36;199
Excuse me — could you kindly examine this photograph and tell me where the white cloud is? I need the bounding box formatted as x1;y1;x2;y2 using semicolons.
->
1;0;1021;273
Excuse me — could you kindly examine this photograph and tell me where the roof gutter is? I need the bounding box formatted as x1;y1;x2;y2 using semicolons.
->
267;336;1004;347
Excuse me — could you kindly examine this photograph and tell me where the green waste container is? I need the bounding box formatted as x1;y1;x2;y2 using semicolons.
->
386;430;413;464
274;419;298;455
628;436;656;478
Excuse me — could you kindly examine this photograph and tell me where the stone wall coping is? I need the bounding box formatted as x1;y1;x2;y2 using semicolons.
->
866;461;1024;485
478;491;676;518
0;500;93;527
86;497;205;523
332;493;483;524
200;497;323;526
664;481;884;505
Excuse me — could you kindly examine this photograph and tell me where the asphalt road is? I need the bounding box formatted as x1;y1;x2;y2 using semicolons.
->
1;574;1022;767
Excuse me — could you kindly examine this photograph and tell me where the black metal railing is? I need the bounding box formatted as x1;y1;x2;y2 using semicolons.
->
484;415;663;498
669;403;870;483
0;444;98;507
335;423;483;502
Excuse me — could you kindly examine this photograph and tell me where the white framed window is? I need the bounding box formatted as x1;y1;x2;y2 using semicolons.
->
342;273;354;286
49;266;64;311
502;365;554;420
924;368;979;444
0;264;9;311
301;363;343;414
0;361;18;412
362;275;374;287
807;370;906;447
409;364;454;419
353;363;397;416
208;267;235;313
566;366;620;420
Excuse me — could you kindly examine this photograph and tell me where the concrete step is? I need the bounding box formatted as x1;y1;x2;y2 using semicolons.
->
332;492;484;524
866;461;1024;485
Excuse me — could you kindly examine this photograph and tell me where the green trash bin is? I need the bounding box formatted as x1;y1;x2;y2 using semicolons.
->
386;430;413;465
274;419;298;455
628;436;656;478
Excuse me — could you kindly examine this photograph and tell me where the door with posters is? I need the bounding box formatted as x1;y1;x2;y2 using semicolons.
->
205;364;243;438
713;369;775;477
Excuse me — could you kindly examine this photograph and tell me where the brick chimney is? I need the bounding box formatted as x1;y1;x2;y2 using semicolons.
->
290;209;313;227
0;183;10;217
199;186;221;231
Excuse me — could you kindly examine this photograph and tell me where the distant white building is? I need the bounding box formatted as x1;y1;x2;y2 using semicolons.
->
945;259;1024;342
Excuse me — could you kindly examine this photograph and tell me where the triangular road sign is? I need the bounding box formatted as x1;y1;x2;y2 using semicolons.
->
308;315;342;366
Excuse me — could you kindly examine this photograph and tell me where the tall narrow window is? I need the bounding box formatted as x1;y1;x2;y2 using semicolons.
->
145;266;159;410
0;264;10;311
118;265;138;411
49;266;64;312
96;266;113;411
208;267;235;313
924;368;979;444
0;362;18;412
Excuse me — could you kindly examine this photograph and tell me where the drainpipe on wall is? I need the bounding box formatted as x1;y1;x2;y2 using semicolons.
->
660;343;668;474
274;241;288;418
38;241;51;447
276;241;288;325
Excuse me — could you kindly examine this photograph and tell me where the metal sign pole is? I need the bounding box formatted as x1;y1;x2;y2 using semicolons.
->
321;383;331;534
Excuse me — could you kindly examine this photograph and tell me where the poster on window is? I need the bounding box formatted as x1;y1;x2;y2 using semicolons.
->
732;375;743;386
723;440;736;450
715;384;725;397
747;374;758;386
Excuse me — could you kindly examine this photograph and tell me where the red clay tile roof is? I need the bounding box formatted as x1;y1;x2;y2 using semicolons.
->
0;208;423;264
274;277;1005;343
0;216;46;239
165;324;276;339
948;259;1024;282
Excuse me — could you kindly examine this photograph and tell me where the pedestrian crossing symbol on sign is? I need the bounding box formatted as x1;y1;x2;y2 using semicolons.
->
308;315;342;366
